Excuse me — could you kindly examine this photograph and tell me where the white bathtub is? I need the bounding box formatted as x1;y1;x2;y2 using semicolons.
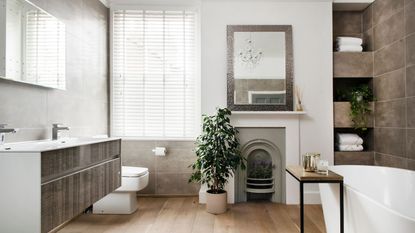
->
319;165;415;233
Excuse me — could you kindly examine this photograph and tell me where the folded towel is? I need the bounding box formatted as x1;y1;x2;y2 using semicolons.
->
337;144;364;152
337;45;363;52
336;37;363;46
336;133;363;145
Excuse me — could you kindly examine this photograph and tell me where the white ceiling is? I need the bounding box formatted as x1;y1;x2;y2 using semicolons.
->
100;0;373;9
101;0;339;8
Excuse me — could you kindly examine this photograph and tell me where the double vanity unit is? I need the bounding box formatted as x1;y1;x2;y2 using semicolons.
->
0;137;122;233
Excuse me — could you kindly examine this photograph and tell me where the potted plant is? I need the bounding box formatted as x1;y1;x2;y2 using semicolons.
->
348;85;374;131
189;108;245;214
336;84;374;131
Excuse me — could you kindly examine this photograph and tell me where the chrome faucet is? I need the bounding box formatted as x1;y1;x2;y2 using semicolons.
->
0;124;17;145
52;123;69;140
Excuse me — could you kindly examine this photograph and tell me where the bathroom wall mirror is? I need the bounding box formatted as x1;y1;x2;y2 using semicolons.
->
227;25;293;111
0;0;66;89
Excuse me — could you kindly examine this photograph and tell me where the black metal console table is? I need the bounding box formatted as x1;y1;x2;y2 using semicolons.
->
286;165;344;233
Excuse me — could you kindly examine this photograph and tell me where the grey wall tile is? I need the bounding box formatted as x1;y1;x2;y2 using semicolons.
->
156;149;196;173
156;173;200;195
375;153;407;169
122;148;156;172
407;34;415;67
1;0;109;142
373;10;404;50
138;173;156;194
408;159;415;170
374;128;406;157
406;97;415;127
333;11;362;37
122;140;198;195
373;0;404;25
363;28;374;51
374;68;405;100
374;40;405;76
406;129;415;160
363;4;373;32
375;100;406;127
0;82;47;129
407;66;415;97
155;141;196;150
334;52;373;77
406;1;415;35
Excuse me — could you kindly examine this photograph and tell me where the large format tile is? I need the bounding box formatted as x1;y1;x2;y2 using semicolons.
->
363;4;373;32
156;173;200;195
334;152;374;165
373;0;404;25
406;97;415;127
334;52;373;77
406;1;415;35
408;159;415;171
0;82;48;128
373;10;404;50
375;99;406;128
407;65;415;97
363;28;374;51
122;148;156;172
333;11;362;37
375;153;407;169
407;34;415;67
1;0;109;143
334;102;374;128
374;68;405;100
374;40;405;76
374;128;406;157
406;129;415;160
138;173;156;194
155;140;196;150
156;149;196;173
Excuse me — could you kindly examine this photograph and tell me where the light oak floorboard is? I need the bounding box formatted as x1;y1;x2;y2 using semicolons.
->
59;197;326;233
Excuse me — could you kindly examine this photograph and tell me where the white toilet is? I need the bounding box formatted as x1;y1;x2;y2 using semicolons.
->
93;166;149;214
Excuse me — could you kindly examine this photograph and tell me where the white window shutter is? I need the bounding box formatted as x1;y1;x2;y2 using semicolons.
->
112;9;198;139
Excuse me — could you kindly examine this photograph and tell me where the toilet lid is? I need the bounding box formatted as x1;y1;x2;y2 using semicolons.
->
122;166;148;177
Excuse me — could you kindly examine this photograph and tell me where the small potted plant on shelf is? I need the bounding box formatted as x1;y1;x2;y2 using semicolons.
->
336;84;374;131
189;108;245;214
348;85;374;131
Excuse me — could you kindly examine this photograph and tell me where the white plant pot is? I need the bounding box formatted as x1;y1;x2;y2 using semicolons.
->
206;190;227;214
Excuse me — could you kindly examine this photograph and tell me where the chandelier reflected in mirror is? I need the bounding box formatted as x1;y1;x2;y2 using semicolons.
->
237;38;263;70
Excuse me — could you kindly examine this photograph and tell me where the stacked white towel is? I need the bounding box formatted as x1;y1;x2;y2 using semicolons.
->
336;37;363;52
336;133;364;151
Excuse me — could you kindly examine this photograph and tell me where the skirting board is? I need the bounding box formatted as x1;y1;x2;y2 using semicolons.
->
198;189;322;205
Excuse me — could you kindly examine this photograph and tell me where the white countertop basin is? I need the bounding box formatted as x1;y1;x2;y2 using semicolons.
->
0;137;121;153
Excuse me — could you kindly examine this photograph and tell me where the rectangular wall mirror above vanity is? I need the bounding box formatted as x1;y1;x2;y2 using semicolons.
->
0;0;66;89
0;138;121;233
227;25;293;111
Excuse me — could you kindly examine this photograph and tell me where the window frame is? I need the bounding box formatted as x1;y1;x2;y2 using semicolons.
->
109;5;201;141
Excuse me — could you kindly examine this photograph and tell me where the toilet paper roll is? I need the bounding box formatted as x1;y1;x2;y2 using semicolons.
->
152;147;166;156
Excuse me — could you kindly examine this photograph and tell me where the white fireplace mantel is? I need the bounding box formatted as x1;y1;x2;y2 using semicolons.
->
199;111;306;205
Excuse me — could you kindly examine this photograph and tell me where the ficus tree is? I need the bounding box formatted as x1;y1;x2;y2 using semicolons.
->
189;108;246;194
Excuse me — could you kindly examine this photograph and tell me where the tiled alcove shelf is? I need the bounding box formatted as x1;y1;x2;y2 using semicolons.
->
332;4;375;165
333;52;374;78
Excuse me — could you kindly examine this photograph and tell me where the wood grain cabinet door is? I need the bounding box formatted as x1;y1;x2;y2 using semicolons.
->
41;158;121;233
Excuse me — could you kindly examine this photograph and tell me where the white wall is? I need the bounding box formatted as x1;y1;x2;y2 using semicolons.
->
201;0;333;160
201;0;333;202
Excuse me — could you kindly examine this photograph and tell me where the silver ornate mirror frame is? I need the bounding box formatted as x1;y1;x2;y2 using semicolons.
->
227;25;293;111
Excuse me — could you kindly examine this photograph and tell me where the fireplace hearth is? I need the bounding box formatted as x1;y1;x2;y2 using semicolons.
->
235;128;285;203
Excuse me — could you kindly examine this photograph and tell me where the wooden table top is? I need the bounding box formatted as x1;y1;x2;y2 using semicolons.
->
286;165;343;182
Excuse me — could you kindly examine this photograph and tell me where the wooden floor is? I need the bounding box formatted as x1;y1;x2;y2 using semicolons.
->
59;197;326;233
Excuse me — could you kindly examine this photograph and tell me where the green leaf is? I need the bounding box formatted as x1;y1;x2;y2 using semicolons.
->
188;108;246;192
